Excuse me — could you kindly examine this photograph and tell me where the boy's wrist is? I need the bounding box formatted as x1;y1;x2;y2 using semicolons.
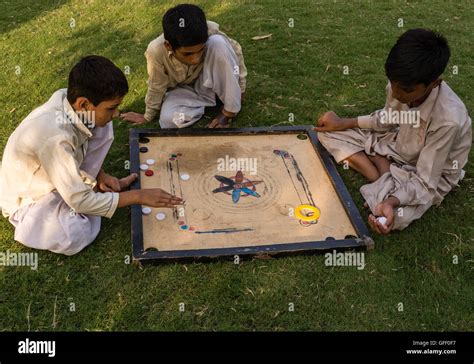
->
118;189;143;208
144;108;158;123
97;168;106;179
341;118;358;130
135;189;145;205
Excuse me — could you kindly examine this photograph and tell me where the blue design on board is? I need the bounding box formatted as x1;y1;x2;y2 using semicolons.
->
212;170;263;204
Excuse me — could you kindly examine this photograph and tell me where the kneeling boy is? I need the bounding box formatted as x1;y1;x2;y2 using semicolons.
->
0;55;183;255
121;3;247;128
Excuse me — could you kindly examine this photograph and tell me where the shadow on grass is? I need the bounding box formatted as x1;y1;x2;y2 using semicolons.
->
0;0;70;34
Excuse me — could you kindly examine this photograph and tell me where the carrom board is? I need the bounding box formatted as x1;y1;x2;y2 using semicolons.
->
130;126;373;263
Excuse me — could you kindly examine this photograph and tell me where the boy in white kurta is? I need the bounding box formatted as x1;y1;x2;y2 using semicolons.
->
315;29;471;233
0;56;183;255
121;4;247;129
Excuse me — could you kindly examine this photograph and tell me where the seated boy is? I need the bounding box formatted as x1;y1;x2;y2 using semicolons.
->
0;55;183;255
315;29;471;234
121;3;247;128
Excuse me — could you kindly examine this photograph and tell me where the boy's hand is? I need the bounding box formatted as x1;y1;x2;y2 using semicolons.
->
314;111;358;132
139;189;184;208
314;111;344;132
367;197;399;234
120;112;147;125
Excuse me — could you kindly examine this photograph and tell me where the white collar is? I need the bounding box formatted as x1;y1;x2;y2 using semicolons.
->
62;97;93;138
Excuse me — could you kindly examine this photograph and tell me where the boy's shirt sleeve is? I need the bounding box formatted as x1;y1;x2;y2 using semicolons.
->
37;135;119;218
144;47;170;122
389;120;460;206
357;82;400;132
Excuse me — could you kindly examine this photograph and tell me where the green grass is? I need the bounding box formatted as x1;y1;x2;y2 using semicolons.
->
0;0;473;331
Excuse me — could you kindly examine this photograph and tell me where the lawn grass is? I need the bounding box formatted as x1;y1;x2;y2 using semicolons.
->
0;0;472;331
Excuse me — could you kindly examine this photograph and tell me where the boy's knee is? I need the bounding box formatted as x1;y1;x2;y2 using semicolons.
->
58;215;100;255
159;116;176;129
206;35;228;53
57;236;94;256
317;131;334;149
206;35;237;65
159;108;178;129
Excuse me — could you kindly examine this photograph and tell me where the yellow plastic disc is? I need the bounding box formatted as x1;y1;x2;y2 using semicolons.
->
295;204;321;222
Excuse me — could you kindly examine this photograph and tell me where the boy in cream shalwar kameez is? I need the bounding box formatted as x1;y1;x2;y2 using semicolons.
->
0;56;183;255
315;29;471;233
1;90;116;255
121;4;247;128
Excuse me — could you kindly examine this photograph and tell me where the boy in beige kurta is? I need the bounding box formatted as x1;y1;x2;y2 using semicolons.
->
0;56;183;255
315;29;471;233
121;4;247;128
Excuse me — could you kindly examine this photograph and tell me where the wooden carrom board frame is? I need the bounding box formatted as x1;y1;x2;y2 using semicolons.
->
129;126;374;264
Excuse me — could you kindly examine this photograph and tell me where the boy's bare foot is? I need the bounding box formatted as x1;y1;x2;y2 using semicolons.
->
207;110;236;128
345;151;380;182
343;152;392;182
119;173;138;190
368;154;392;176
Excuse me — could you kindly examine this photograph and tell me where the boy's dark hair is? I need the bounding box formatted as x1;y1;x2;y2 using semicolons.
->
385;28;450;87
67;55;129;105
162;4;208;50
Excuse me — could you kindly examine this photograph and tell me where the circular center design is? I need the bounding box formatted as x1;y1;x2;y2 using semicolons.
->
192;163;282;214
220;176;257;197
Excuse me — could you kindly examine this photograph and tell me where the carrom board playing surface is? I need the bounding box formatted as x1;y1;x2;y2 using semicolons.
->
130;126;373;263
